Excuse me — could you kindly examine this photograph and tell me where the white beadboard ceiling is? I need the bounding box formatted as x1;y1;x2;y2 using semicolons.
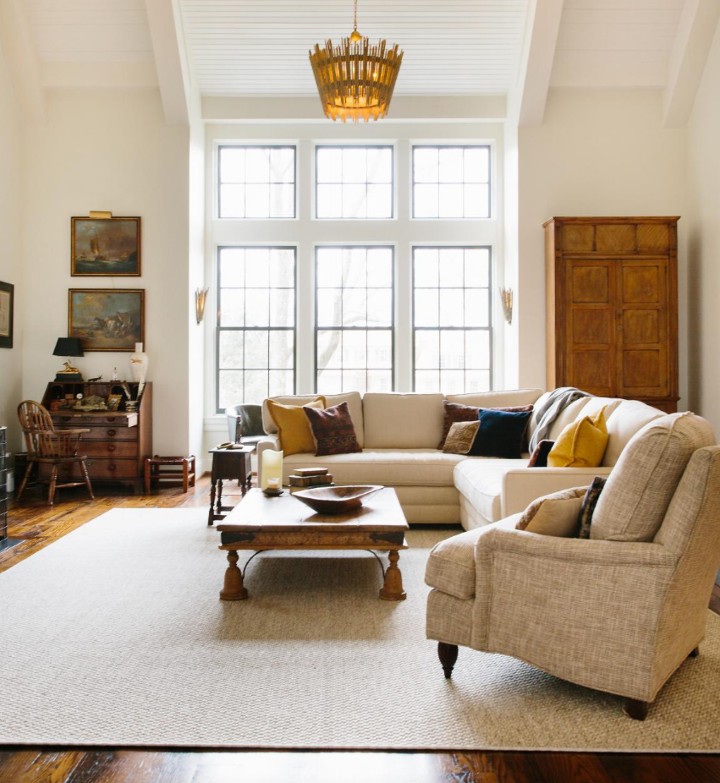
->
3;0;718;126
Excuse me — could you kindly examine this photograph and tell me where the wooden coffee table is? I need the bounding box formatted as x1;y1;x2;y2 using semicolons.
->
216;487;409;602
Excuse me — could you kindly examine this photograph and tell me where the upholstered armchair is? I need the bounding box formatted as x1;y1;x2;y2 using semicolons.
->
425;412;720;720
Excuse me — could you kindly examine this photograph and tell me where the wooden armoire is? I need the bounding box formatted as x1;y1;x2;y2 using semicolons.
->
544;216;679;413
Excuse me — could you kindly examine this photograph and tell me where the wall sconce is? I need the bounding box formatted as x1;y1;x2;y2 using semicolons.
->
195;287;209;324
500;287;513;325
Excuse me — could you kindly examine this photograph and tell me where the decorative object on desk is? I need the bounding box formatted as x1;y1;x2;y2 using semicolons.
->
52;337;84;381
0;280;14;349
71;215;141;276
260;449;283;490
309;0;402;122
106;393;122;411
292;484;382;515
69;289;144;351
129;342;148;399
73;395;108;411
500;286;513;325
195;287;209;324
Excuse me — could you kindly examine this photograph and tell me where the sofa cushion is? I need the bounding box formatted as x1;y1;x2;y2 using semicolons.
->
591;412;717;542
603;399;664;466
263;392;365;447
516;486;586;537
363;393;444;449
453;456;529;523
438;401;481;449
446;389;542;409
547;408;608;468
304;401;362;456
469;408;533;459
528;439;554;467
266;397;326;456
442;421;480;454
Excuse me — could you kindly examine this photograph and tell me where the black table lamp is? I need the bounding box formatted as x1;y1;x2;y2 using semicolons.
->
53;337;84;381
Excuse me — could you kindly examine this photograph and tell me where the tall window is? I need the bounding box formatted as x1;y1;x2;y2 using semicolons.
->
412;145;490;219
218;145;296;219
315;246;393;393
413;246;492;393
316;145;393;219
216;247;296;410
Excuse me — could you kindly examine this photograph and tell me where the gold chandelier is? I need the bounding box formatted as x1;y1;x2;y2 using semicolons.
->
309;0;403;123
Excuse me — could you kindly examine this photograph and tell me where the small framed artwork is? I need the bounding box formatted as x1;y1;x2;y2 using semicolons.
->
71;216;141;276
69;289;145;352
0;281;13;349
106;393;123;411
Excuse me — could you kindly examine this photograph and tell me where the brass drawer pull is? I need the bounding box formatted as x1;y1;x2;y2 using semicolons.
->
106;429;116;437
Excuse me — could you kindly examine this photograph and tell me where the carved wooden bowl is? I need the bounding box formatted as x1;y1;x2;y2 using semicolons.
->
292;485;383;515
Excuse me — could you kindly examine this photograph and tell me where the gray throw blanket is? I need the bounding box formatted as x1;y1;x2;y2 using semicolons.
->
528;386;591;452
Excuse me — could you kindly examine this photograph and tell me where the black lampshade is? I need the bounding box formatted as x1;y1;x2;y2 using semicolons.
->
53;337;84;357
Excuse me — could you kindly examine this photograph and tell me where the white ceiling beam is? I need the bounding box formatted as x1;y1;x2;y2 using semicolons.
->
0;0;46;124
144;0;198;125
663;0;720;128
510;0;564;127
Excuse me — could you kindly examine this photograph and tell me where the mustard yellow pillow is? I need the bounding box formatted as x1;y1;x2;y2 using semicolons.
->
266;397;326;456
547;407;608;468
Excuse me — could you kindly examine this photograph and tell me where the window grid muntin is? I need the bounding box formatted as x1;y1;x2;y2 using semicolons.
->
411;144;491;220
218;145;296;219
216;245;296;411
315;145;394;220
315;245;395;394
412;245;493;393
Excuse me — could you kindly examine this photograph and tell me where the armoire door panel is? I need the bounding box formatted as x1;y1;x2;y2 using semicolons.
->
570;309;612;345
622;310;661;345
570;264;610;303
621;264;664;304
621;349;669;397
569;350;614;395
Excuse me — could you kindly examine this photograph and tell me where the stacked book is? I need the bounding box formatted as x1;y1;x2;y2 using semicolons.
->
288;466;334;488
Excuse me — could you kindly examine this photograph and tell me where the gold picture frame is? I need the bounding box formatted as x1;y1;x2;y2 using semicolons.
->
69;289;145;352
71;217;141;276
0;280;14;349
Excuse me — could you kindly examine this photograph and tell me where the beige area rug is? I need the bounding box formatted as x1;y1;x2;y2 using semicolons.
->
1;508;719;751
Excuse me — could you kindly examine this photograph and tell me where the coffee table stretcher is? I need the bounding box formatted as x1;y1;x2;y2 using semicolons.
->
217;487;409;602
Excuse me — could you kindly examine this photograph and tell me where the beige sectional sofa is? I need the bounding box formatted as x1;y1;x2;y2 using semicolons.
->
256;389;665;528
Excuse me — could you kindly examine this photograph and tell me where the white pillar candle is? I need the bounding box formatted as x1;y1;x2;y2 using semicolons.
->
261;449;283;490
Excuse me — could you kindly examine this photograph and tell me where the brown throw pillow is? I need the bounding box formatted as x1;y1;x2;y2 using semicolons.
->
577;476;607;539
442;421;480;454
528;439;555;467
438;401;479;449
303;402;362;456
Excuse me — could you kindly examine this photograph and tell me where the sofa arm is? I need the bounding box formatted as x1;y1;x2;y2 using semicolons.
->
501;466;613;516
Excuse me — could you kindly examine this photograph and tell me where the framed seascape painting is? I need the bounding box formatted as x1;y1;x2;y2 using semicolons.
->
69;289;145;351
0;281;13;348
71;216;141;276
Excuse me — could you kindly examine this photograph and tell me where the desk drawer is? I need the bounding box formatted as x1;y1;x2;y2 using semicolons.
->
83;441;138;458
83;427;138;442
53;413;138;428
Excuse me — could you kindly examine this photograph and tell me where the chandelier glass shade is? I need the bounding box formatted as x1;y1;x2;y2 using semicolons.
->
309;1;403;122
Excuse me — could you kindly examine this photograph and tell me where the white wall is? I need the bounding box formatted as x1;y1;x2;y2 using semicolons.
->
0;44;23;448
517;89;688;407
21;89;191;455
686;23;720;435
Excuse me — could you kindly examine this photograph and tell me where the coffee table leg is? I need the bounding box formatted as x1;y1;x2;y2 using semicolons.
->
379;549;407;601
219;550;249;600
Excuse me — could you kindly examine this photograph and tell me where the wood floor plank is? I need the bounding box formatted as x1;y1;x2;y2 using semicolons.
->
2;479;720;783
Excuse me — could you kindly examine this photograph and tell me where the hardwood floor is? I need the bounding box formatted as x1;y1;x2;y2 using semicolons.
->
1;478;719;783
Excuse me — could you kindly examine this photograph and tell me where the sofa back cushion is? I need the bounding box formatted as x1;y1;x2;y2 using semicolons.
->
591;412;716;542
363;392;444;448
446;389;542;410
262;391;365;447
602;399;664;466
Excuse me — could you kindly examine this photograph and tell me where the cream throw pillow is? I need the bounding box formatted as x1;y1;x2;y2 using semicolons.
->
548;407;608;468
266;397;326;456
516;486;587;537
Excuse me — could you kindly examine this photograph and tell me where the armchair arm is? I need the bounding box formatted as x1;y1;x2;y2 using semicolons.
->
501;466;613;516
471;524;677;656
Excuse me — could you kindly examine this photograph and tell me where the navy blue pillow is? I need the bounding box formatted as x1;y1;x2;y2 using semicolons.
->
468;408;533;459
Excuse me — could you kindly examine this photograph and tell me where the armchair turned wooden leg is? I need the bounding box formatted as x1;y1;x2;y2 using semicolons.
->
623;698;650;721
438;642;459;679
